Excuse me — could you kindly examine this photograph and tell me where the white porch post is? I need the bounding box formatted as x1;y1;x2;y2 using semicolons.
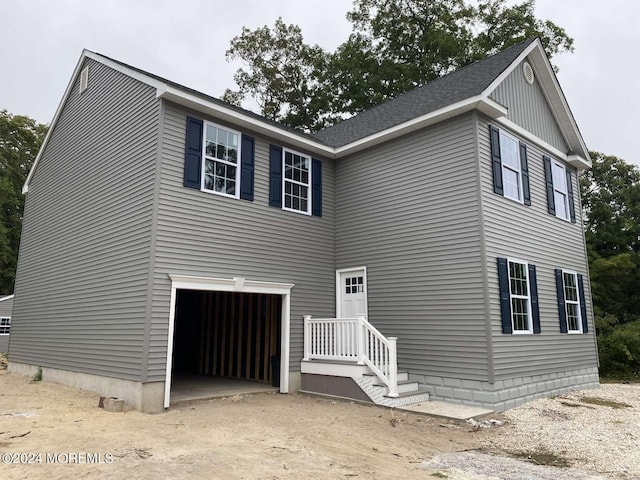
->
356;314;366;365
303;315;312;361
387;336;399;398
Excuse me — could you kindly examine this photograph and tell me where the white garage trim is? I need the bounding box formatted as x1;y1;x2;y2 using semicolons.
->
164;274;295;408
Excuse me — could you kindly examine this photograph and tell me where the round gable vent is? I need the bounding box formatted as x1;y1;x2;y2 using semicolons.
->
523;62;535;84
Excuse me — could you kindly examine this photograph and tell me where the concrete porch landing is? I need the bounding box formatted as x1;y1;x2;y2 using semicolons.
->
170;375;278;404
397;400;493;420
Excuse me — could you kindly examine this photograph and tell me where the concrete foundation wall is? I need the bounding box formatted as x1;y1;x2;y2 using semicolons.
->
8;362;165;413
411;366;599;412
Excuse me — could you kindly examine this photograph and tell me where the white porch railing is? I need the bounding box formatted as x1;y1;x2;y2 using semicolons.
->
303;314;399;397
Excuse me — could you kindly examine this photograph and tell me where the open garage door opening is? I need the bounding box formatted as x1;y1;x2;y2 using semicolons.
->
170;289;282;404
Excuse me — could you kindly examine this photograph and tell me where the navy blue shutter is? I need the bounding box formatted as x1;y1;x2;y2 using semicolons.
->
311;159;322;217
543;156;556;215
490;126;503;195
497;258;512;334
555;269;568;333
566;168;576;223
184;117;203;189
529;264;541;333
269;145;282;207
240;134;255;201
520;143;531;206
577;274;589;333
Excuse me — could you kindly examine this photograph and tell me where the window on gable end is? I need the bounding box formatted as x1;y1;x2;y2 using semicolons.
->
544;156;576;223
489;126;531;205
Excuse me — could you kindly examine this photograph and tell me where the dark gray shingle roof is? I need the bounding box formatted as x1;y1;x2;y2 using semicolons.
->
314;38;536;148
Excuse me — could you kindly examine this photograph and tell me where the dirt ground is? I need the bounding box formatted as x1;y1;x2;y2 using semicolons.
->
0;369;483;479
1;366;635;480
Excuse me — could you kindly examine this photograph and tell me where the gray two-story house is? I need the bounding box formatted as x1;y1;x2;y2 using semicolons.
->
9;37;598;412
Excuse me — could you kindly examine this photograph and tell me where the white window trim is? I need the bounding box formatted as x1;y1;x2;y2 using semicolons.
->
551;159;570;222
507;257;533;334
282;147;312;216
200;121;241;200
561;269;583;334
335;266;368;318
0;316;9;335
499;129;524;204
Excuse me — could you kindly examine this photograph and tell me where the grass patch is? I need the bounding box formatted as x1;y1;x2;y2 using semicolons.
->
510;449;570;468
579;396;631;409
430;473;448;478
600;376;640;384
32;366;42;382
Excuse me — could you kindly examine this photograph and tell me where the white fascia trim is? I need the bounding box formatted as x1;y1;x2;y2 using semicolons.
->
494;117;591;170
334;96;507;157
483;39;590;163
22;50;171;194
0;294;14;302
157;88;335;158
23;51;88;194
168;274;295;295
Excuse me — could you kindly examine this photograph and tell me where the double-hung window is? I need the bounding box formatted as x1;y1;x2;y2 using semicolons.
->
283;148;311;215
543;155;576;222
508;259;532;333
202;122;241;198
0;317;10;335
555;269;588;334
489;126;530;205
497;257;540;334
551;161;570;221
499;131;523;202
562;271;582;333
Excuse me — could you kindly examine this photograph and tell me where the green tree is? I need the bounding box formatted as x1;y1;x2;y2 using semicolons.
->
223;18;335;131
0;110;47;294
224;0;573;130
580;151;640;257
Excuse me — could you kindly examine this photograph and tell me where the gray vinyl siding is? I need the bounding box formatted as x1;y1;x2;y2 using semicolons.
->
10;59;159;380
0;297;11;353
490;59;568;153
335;114;489;381
477;113;598;380
147;102;336;381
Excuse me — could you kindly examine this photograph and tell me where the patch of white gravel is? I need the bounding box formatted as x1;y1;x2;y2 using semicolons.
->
483;383;640;479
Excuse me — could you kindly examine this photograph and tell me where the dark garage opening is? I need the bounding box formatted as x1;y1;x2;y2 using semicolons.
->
170;289;282;404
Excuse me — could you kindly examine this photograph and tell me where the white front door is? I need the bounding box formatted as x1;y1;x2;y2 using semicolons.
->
337;268;367;318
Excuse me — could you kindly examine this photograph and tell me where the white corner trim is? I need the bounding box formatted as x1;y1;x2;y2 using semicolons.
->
163;274;295;408
0;294;14;302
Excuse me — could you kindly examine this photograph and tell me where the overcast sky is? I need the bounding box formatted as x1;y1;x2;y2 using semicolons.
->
1;0;638;166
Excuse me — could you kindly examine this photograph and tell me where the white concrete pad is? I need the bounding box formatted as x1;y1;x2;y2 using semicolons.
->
397;400;493;420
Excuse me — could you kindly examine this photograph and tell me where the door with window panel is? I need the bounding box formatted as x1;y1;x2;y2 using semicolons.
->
339;269;367;318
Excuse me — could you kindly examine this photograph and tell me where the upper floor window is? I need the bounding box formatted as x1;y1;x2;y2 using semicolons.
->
497;257;540;335
489;126;531;205
555;269;588;334
283;149;311;215
269;144;322;217
202;122;241;199
543;155;576;223
499;131;523;202
183;116;255;200
0;317;10;335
